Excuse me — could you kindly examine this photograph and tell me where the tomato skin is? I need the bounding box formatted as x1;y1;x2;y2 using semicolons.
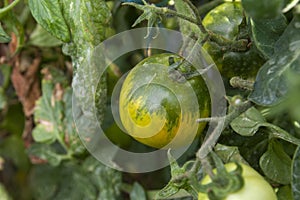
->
198;163;278;200
202;2;265;79
119;53;210;148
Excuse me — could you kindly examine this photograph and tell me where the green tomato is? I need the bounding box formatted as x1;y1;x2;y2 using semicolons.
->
202;2;265;79
119;53;210;148
198;163;277;200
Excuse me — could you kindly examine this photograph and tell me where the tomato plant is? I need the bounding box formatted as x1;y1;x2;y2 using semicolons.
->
0;0;299;200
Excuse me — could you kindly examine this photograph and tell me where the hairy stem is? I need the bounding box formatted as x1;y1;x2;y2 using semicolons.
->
196;100;253;164
0;0;21;18
230;76;255;90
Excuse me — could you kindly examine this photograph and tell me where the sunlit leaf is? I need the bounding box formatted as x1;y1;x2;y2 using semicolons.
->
28;0;70;42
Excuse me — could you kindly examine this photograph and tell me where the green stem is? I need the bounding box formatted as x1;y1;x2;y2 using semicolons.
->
197;101;253;159
156;7;200;27
123;2;204;32
200;156;215;179
57;134;69;153
224;101;253;126
209;31;248;51
0;0;21;19
230;76;254;91
124;1;249;50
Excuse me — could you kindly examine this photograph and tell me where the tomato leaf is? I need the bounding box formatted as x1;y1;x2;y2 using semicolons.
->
265;121;300;146
259;140;292;184
78;0;112;46
174;0;202;39
250;14;287;58
230;107;266;136
2;12;24;53
155;151;187;199
292;146;300;200
0;136;30;170
27;144;64;166
29;164;62;199
61;0;112;62
249;15;300;106
130;182;147;200
242;0;284;19
231;106;300;145
32;81;63;144
30;157;122;200
82;157;122;200
29;161;97;200
28;0;70;42
32;80;85;161
29;25;62;47
0;64;11;109
0;23;11;43
214;144;248;164
61;0;112;124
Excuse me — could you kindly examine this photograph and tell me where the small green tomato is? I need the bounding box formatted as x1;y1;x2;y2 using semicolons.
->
198;163;277;200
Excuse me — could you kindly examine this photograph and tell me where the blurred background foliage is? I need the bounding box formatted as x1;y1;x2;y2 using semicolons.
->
0;0;299;199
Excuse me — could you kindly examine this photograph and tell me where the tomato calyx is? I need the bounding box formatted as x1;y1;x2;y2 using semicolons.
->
198;154;244;200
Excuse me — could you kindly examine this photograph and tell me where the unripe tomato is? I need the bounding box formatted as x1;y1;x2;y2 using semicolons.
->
202;2;265;79
198;163;277;200
119;53;210;148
